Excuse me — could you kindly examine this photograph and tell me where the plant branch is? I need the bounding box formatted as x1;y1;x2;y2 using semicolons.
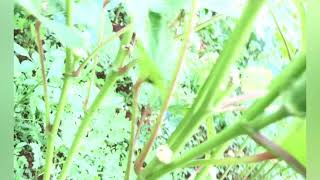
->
134;106;152;143
58;61;135;180
141;1;268;176
34;21;50;132
184;152;275;168
83;0;108;111
166;0;268;152
72;23;133;77
243;125;306;176
143;51;305;178
125;79;144;180
134;0;199;173
43;0;74;179
57;25;134;178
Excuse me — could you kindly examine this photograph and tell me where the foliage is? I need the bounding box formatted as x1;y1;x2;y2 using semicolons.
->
14;0;305;179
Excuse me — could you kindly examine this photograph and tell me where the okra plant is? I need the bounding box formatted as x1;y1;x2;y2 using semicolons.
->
14;0;306;179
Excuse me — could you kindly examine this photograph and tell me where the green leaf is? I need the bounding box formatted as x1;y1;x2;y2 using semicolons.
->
40;18;86;48
16;0;86;48
14;42;30;57
126;0;179;80
280;120;306;167
136;41;166;100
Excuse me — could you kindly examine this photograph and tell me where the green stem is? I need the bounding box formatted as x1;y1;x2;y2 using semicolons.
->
65;0;73;72
193;117;216;180
43;1;74;179
143;52;305;178
58;72;117;180
34;21;50;131
147;123;243;179
243;53;305;124
196;114;231;180
134;0;199;173
141;1;267;176
57;29;134;180
269;9;292;61
168;0;267;152
244;126;306;176
185;152;275;168
249;106;289;130
125;80;143;180
147;105;288;178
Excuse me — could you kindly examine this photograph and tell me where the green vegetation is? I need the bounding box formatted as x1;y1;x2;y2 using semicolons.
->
14;0;306;179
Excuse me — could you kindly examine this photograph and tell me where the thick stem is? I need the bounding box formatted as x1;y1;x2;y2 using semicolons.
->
134;0;199;173
146;123;244;179
35;21;50;132
43;1;74;179
167;0;267;152
141;1;268;175
143;52;305;178
147;105;290;178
